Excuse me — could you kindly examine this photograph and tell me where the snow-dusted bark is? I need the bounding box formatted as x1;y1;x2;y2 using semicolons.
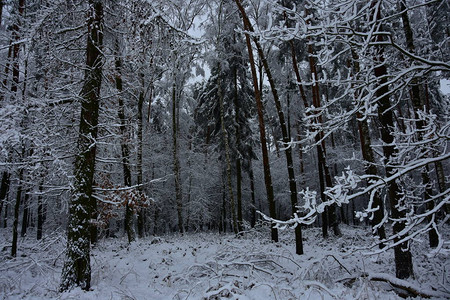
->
60;0;103;291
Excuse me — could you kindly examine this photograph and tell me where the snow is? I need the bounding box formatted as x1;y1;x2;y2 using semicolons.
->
440;79;450;95
0;225;448;299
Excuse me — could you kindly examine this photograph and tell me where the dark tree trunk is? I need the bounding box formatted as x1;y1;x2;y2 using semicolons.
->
235;0;278;242
371;0;413;279
20;191;29;237
115;40;135;243
11;169;23;257
217;67;238;234
0;172;10;221
252;24;302;253
0;41;12;102
306;38;341;237
60;0;103;291
136;73;145;238
9;0;25;256
248;159;256;228
351;49;386;245
221;174;227;233
10;0;25;96
0;1;3;30
399;0;438;248
172;82;184;234
3;201;7;228
37;183;43;240
233;63;244;233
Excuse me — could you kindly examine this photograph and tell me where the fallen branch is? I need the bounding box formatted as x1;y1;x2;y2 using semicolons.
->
303;280;337;298
337;272;449;299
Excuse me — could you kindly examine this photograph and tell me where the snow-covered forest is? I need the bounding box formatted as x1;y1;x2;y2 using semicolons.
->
0;0;449;299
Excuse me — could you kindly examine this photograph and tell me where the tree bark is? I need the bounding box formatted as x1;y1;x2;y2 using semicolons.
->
60;0;103;291
289;27;339;237
306;38;340;237
371;0;413;279
252;23;302;253
11;169;23;257
172;82;184;234
0;172;10;222
235;0;278;242
217;69;238;234
399;0;438;248
20;190;29;237
248;158;256;228
37;183;43;240
233;61;244;233
136;73;145;238
351;49;386;244
115;40;135;243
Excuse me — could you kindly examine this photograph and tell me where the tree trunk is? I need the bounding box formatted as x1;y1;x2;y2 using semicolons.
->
0;1;4;30
60;0;103;291
217;67;238;234
221;172;227;233
10;0;25;96
306;37;341;237
3;201;7;228
371;0;413;279
233;62;244;233
252;23;302;253
136;73;145;238
248;159;256;228
0;172;10;221
11;169;23;257
37;183;43;240
235;0;278;242
399;0;438;248
172;82;184;234
20;191;29;237
115;40;135;243
351;49;386;244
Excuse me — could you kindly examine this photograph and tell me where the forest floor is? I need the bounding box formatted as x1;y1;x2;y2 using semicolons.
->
0;224;449;299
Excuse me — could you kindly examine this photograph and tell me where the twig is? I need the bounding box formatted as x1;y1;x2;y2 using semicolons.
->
325;254;351;275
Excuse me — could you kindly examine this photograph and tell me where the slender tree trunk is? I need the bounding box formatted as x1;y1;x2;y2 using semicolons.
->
371;0;413;279
221;172;227;233
351;49;386;245
10;0;25;257
307;39;341;237
252;24;302;253
3;201;8;228
186;137;193;232
289;29;339;237
217;67;238;234
399;0;438;248
37;183;43;240
115;40;135;243
11;169;23;257
172;82;184;234
20;191;29;237
10;0;25;97
1;41;12;102
136;73;145;238
248;159;256;228
0;1;4;30
233;62;244;233
235;0;278;242
60;1;103;291
0;172;10;221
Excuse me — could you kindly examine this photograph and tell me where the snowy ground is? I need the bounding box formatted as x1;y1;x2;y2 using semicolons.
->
0;225;449;299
